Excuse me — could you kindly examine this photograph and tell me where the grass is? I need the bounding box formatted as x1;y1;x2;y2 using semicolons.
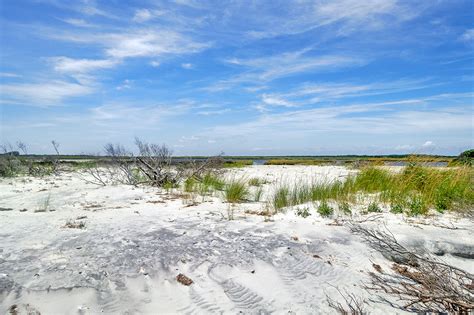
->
202;172;225;190
367;202;382;213
223;160;253;168
248;177;264;186
271;185;291;211
338;202;352;215
253;186;264;202
224;180;248;203
317;201;334;217
268;164;473;215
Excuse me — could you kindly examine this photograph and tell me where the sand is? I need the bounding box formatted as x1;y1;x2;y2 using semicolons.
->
0;165;472;314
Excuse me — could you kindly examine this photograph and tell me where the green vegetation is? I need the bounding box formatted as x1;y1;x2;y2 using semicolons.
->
317;201;334;217
366;202;382;213
223;160;253;168
268;165;473;215
390;203;404;214
295;207;311;218
202;173;225;190
338;202;352;215
248;177;264;186
271;185;291;211
224;180;248;203
449;149;473;167
253;186;264;202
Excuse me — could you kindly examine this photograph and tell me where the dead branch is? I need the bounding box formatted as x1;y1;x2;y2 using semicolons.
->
350;224;474;313
326;287;366;315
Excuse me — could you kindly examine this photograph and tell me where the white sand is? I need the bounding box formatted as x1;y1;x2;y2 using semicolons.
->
0;165;472;314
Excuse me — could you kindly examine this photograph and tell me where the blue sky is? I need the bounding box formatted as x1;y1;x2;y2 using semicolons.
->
0;0;473;155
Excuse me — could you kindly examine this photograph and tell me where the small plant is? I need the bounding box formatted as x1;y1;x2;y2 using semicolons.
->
408;195;428;216
226;204;235;220
254;186;264;202
224;180;248;203
317;201;334;217
296;207;311;218
184;177;197;192
248;178;262;186
390;203;404;214
272;186;290;211
163;181;178;193
202;172;224;191
63;220;86;229
338;202;352;215
367;202;382;213
35;193;51;212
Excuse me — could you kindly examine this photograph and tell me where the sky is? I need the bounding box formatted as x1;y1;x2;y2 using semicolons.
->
0;0;473;156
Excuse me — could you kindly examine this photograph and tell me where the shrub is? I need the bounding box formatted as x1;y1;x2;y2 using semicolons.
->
317;201;334;217
224;180;248;203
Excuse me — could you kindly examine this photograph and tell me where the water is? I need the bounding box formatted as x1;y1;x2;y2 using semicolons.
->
252;160;267;165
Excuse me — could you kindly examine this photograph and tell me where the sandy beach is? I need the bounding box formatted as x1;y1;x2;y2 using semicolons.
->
1;165;472;314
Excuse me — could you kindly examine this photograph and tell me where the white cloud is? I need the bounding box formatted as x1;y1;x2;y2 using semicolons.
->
116;79;132;90
244;0;425;39
61;18;94;27
203;103;472;140
51;56;119;74
460;29;474;43
133;9;153;22
1;81;93;106
261;94;296;107
0;72;22;78
50;29;210;60
207;50;364;91
150;60;161;67
197;108;230;115
181;63;193;69
395;144;414;151
104;30;210;59
422;141;434;147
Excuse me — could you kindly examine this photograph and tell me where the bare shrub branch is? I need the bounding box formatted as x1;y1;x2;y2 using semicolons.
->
326;287;366;314
350;224;474;313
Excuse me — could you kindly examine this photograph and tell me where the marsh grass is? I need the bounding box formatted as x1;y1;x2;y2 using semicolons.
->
224;180;248;203
268;165;473;215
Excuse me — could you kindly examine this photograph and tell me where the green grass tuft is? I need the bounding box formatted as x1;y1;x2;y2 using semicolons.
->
224;180;248;203
317;201;334;217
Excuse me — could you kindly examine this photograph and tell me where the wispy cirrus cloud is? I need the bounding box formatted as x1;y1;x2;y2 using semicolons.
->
206;50;364;91
50;29;210;60
0;80;93;107
51;56;119;76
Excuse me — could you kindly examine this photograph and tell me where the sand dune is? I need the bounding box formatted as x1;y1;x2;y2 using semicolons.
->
1;166;472;314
